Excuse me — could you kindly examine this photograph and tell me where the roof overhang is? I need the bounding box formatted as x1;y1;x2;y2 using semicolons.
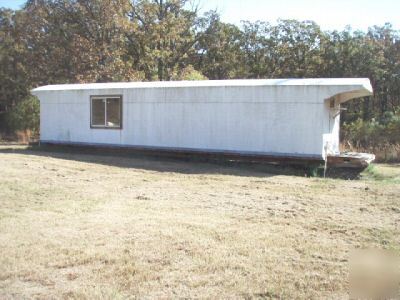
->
326;78;373;104
31;78;374;93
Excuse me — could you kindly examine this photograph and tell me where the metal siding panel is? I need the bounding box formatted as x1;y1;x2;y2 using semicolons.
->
38;85;334;158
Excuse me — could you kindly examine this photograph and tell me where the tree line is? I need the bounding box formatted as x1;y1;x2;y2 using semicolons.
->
0;0;399;146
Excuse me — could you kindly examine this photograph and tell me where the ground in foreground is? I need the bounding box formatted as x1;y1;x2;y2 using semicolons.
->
0;145;399;299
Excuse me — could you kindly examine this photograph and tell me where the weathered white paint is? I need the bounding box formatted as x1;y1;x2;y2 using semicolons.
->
31;79;373;160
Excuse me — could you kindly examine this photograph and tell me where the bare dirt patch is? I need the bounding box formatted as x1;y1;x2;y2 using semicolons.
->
0;145;399;299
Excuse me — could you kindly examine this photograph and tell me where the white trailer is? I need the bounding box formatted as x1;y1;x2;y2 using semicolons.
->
31;78;373;162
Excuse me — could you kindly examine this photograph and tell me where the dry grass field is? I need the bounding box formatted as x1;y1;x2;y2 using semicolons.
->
0;145;399;299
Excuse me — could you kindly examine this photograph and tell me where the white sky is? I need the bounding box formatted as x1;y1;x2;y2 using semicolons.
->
194;0;399;31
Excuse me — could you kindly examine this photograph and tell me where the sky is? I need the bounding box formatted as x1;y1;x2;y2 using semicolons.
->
1;0;399;31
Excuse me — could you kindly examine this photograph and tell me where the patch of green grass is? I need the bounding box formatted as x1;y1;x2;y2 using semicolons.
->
364;164;384;180
361;164;400;184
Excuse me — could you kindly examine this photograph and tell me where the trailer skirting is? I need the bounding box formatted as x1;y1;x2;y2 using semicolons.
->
39;140;324;165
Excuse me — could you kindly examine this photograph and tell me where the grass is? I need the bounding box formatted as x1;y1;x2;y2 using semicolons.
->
361;163;400;183
0;145;399;299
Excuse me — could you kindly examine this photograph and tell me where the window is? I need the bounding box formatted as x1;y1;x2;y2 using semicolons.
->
90;96;122;129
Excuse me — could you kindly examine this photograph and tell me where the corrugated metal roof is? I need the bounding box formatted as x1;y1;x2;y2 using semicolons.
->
31;78;373;92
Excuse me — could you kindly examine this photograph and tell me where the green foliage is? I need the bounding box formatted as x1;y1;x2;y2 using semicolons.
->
0;9;30;114
362;164;400;183
342;111;400;147
127;0;212;81
195;14;246;79
6;96;39;134
174;65;207;81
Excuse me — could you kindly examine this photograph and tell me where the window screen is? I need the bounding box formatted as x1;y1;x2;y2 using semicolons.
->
106;98;121;127
91;98;106;126
91;96;121;128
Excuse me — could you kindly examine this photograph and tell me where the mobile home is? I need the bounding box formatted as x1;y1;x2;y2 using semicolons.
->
31;79;373;163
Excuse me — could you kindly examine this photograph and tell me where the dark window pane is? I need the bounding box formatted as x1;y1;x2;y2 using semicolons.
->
92;98;105;126
106;98;121;127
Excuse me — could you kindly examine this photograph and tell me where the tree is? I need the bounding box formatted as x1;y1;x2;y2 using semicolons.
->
126;0;211;81
6;96;39;135
195;14;246;79
0;9;29;115
20;0;141;84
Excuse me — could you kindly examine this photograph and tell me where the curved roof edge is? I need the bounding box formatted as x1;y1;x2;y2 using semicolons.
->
326;80;373;104
31;78;373;93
